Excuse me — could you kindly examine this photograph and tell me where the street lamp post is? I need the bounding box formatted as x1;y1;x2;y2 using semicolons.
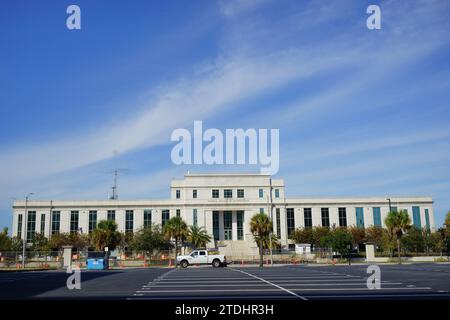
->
264;181;274;267
387;198;392;213
22;193;33;269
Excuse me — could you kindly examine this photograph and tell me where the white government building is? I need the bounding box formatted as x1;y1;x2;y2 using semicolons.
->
12;173;435;255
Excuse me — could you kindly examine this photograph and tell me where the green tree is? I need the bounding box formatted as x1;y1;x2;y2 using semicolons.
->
10;236;23;263
30;233;50;255
312;226;332;249
429;231;445;256
365;226;384;249
90;220;121;251
384;209;411;263
0;227;12;251
380;228;396;257
132;224;167;259
291;228;314;245
187;225;211;249
250;213;272;268
401;227;424;254
348;226;366;250
163;216;188;261
325;227;352;259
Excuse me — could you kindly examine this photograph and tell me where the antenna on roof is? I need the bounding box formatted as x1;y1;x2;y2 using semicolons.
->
108;168;129;200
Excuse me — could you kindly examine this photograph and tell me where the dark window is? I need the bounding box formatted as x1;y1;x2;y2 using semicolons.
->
260;208;264;214
356;207;365;228
88;210;97;233
321;208;330;227
237;211;244;240
224;189;232;198
107;210;115;221
70;211;79;233
276;208;281;239
193;190;197;199
162;209;170;227
304;208;312;228
125;210;134;233
144;209;152;228
224;211;232;240
193;209;198;227
51;211;60;235
338;208;347;227
40;213;45;234
237;189;244;198
212;189;219;198
27;211;36;243
287;208;295;237
213;211;219;240
275;189;280;198
259;189;264;198
176;190;180;199
176;209;181;217
17;214;23;238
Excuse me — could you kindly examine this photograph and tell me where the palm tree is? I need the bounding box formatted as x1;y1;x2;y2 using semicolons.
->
163;216;188;261
384;209;411;264
250;213;272;268
90;220;121;251
187;225;211;249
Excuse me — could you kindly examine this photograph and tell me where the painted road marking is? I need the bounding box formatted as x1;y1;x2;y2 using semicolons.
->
230;269;308;300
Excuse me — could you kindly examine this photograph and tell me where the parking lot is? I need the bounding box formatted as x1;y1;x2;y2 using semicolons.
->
129;263;450;300
1;263;450;300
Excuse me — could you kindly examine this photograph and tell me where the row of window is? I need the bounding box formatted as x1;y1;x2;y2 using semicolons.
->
286;206;430;236
175;188;281;199
18;209;198;238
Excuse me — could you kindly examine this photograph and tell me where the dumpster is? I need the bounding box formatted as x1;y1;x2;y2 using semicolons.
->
86;252;109;270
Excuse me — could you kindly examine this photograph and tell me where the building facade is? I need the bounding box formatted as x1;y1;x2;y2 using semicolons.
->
12;173;435;255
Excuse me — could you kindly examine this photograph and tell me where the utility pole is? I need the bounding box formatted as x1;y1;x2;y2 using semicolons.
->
268;178;274;266
109;168;129;200
22;193;33;269
387;198;392;213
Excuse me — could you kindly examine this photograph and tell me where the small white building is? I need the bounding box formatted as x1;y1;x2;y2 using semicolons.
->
12;173;435;255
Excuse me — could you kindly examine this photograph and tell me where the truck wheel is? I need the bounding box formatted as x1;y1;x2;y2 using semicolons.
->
180;260;189;268
212;259;221;268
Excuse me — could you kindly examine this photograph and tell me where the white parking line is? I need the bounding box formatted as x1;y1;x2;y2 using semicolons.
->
143;282;403;288
231;268;308;300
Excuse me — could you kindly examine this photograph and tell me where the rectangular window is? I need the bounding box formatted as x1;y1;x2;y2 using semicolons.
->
391;206;398;212
17;214;23;238
51;211;60;235
276;208;281;239
176;209;180;217
176;190;180;199
338;208;347;227
70;211;79;233
223;211;232;240
224;189;232;198
162;209;170;227
237;211;244;240
40;213;45;234
88;210;97;233
237;189;244;198
304;208;312;228
356;207;365;228
212;189;219;198
193;209;198;227
213;211;219;240
27;211;36;243
275;189;280;198
287;208;295;237
107;210;115;221
144;209;152;228
412;206;421;229
193;190;197;199
259;189;264;198
321;208;330;227
260;208;264;214
125;210;134;233
425;209;430;231
373;207;382;227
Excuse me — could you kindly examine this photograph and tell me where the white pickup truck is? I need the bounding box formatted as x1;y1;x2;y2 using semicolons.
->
176;250;227;268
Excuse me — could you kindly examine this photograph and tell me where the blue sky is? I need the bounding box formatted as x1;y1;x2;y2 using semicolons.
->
1;0;450;231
